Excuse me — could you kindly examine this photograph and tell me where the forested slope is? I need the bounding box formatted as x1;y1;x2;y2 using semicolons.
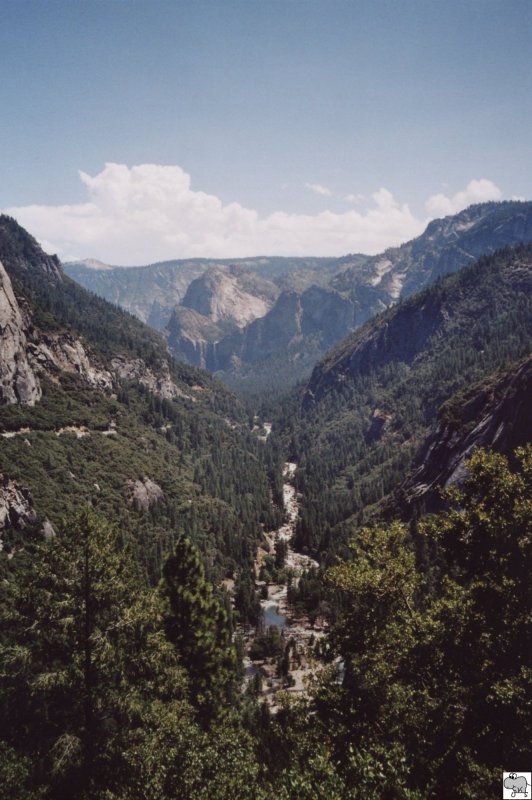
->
0;215;283;596
283;244;531;560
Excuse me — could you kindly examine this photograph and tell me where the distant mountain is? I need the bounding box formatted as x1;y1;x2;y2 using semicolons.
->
0;215;281;585
165;265;280;368
170;201;532;390
64;255;345;331
283;243;532;559
63;202;532;394
64;258;210;330
332;200;532;308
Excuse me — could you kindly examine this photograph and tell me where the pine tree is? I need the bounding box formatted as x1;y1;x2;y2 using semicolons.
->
0;508;191;799
161;535;236;719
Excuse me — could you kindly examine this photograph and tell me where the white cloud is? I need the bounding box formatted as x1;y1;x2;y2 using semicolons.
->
4;166;512;265
5;163;426;263
305;182;333;197
425;178;502;217
345;193;366;204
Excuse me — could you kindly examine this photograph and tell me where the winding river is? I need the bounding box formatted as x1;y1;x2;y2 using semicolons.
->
244;457;322;708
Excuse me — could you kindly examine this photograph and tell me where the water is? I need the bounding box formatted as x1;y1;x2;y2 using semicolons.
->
263;601;287;630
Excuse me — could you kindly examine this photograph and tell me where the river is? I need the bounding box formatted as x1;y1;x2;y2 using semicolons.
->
244;458;322;709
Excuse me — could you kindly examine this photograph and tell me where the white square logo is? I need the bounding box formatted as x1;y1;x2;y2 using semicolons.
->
503;772;531;799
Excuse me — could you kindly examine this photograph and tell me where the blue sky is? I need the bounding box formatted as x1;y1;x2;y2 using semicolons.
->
1;0;530;263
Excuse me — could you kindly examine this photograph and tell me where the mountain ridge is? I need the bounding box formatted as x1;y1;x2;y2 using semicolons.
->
0;215;281;589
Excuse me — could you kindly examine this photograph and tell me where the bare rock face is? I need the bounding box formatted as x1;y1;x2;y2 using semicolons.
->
332;201;532;314
182;267;276;327
128;477;164;512
0;473;37;543
397;357;532;517
110;356;193;401
0;260;41;405
29;333;114;392
1;251;192;407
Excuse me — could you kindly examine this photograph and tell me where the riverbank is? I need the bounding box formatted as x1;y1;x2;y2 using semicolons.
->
243;460;325;711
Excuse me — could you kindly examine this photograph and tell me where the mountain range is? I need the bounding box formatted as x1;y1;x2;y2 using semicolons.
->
1;207;531;800
65;201;532;392
0;215;280;592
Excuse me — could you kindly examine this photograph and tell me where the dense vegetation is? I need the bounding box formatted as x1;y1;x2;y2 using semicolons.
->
278;245;531;561
1;218;531;798
2;447;529;798
0;216;284;609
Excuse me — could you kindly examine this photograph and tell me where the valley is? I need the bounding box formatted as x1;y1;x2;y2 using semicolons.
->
1;208;531;800
243;458;322;711
65;202;532;395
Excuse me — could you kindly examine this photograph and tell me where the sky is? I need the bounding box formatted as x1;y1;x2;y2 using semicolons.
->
1;0;530;264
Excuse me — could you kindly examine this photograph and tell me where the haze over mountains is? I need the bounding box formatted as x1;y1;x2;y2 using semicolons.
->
1;205;531;799
65;201;532;391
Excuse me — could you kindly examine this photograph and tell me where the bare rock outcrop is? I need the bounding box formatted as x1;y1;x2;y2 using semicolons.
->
397;357;532;517
0;474;37;545
0;260;41;405
128;477;164;512
110;356;193;401
29;333;114;392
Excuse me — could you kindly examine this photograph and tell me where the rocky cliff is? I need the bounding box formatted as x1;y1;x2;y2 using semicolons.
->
0;216;277;583
0;473;37;547
64;255;341;331
0;260;41;405
165;266;279;368
64;258;208;330
305;245;532;408
173;202;532;387
397;356;532;517
332;201;532;318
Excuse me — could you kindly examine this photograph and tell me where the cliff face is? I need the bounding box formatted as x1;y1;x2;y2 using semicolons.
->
0;473;37;547
64;255;339;331
305;249;532;409
0;215;203;408
0;261;41;405
397;357;532;517
331;201;532;318
0;217;274;580
64;203;532;392
186;202;532;384
165;267;279;369
64;259;208;330
233;286;355;365
171;284;355;374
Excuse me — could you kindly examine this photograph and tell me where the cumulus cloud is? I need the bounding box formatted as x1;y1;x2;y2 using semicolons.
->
305;182;333;197
4;165;510;265
5;163;426;263
345;193;366;204
425;178;502;217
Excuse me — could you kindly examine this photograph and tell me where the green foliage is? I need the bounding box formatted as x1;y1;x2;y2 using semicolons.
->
280;244;532;560
161;535;237;718
320;447;532;798
0;213;284;583
0;367;281;582
0;508;192;798
249;626;285;661
0;510;269;800
233;569;261;625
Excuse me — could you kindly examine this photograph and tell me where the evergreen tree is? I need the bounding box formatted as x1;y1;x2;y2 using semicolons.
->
321;447;532;799
161;535;236;719
0;508;191;798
